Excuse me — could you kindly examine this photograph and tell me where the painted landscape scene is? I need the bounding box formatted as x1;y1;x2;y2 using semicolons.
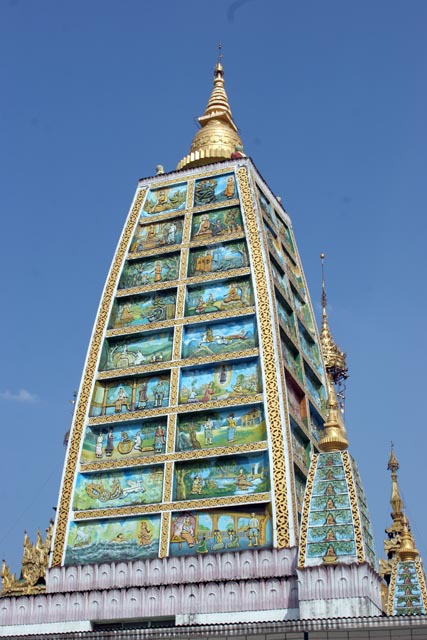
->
90;374;170;417
194;173;237;206
142;183;187;216
188;241;249;276
182;317;257;359
81;418;167;462
175;405;266;451
169;508;272;556
65;515;160;565
179;360;261;405
130;217;183;252
100;331;173;371
119;254;179;289
173;452;270;501
109;291;176;329
185;278;253;317
73;466;163;511
191;206;243;240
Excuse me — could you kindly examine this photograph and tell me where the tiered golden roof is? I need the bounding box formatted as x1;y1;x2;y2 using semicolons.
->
177;60;243;170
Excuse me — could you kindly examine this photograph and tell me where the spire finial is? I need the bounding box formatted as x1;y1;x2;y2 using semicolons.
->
318;373;349;452
320;252;327;320
176;57;243;170
319;254;348;384
399;515;419;561
384;445;406;560
218;42;223;63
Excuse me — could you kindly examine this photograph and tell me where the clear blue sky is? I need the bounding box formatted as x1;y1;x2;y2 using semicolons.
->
1;0;426;573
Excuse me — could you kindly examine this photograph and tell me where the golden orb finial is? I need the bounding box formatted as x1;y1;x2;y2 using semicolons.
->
177;55;243;170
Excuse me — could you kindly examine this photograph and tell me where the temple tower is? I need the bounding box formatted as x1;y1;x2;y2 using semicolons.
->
382;448;427;615
297;262;382;618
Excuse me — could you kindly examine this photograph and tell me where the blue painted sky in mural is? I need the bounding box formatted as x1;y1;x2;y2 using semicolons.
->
0;0;426;572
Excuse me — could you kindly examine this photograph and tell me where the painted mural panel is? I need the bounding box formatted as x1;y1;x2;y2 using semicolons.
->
295;472;307;513
182;317;257;359
282;336;303;383
265;225;285;268
285;372;306;424
64;515;160;565
169;507;272;557
109;291;176;329
179;359;261;405
100;331;173;371
258;188;276;225
276;298;297;339
188;241;249;276
173;452;270;502
309;404;325;442
130;217;183;253
185;278;253;317
191;206;243;240
81;418;167;462
175;404;266;452
291;421;310;470
90;374;170;417
277;217;295;255
119;254;180;289
271;262;291;300
73;466;163;511
304;365;327;412
291;286;315;332
299;322;322;375
194;173;237;206
141;183;187;217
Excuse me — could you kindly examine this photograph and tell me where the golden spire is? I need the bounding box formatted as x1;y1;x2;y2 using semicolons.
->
319;254;348;383
318;372;349;452
177;49;243;170
388;445;404;518
398;515;419;561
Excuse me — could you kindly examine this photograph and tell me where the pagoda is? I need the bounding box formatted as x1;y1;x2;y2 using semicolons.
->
2;57;427;637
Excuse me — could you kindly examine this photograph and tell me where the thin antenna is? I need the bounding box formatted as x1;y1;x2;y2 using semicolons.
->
218;42;223;63
320;252;327;318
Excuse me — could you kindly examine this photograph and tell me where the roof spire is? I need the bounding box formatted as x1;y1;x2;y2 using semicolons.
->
319;254;348;384
383;444;406;559
318;373;349;452
177;52;243;170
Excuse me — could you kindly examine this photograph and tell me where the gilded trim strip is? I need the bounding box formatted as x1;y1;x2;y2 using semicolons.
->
342;450;365;563
159;511;171;559
237;166;290;547
74;492;271;520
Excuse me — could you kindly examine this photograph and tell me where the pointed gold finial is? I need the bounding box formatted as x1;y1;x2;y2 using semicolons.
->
177;53;243;170
318;373;349;452
384;445;407;560
319;254;348;383
398;516;419;561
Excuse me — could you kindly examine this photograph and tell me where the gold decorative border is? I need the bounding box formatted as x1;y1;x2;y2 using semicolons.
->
342;450;364;563
96;348;258;381
186;179;195;211
74;492;270;521
159;511;171;559
172;325;183;361
128;242;182;260
105;306;256;337
115;266;251;298
80;441;268;472
88;393;264;426
416;559;427;612
132;210;185;227
52;188;147;566
297;452;318;566
169;368;179;406
387;559;398;616
166;414;177;453
163;462;174;502
237;166;290;547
